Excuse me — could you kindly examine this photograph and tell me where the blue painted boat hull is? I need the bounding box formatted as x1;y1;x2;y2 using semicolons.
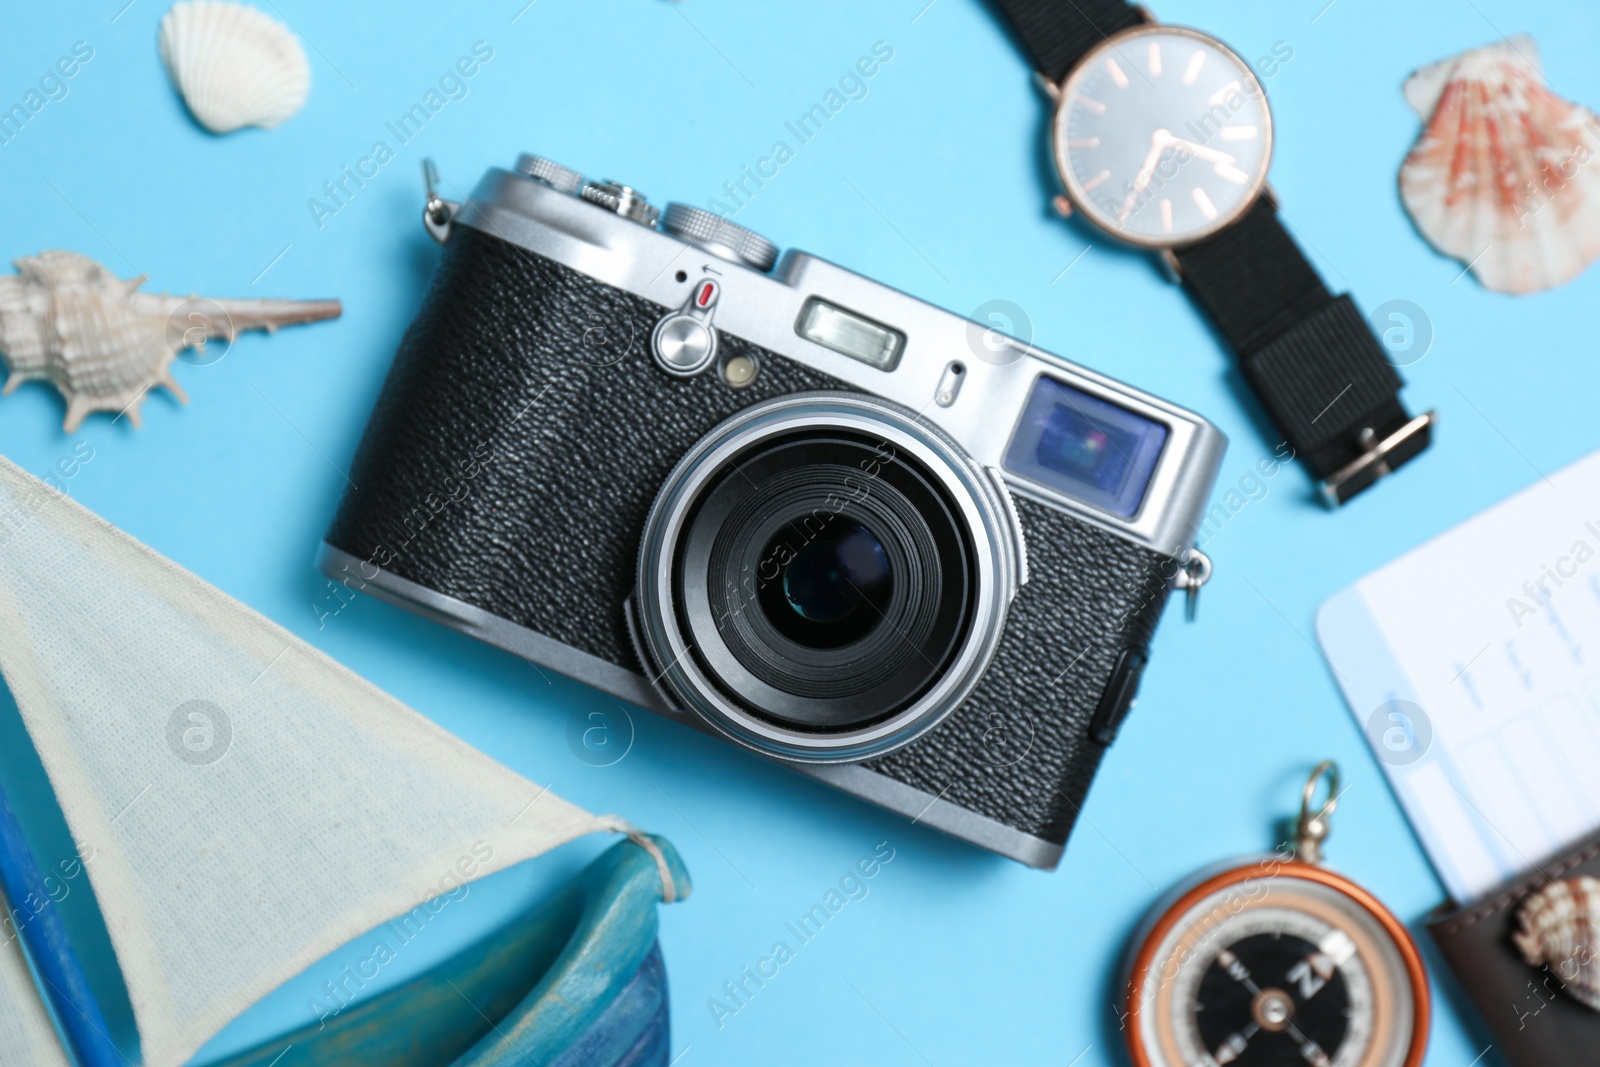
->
213;835;690;1067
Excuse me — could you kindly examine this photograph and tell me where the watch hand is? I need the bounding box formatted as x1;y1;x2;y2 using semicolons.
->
1165;137;1236;165
1118;130;1171;222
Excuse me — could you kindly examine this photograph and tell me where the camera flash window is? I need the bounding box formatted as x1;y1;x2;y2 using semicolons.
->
795;298;905;372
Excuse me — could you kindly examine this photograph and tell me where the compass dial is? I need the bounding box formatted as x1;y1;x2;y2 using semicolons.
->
1185;912;1371;1066
1126;865;1425;1067
1052;26;1273;246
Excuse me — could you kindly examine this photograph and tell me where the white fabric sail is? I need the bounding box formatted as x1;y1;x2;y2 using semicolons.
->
0;455;626;1067
0;914;71;1067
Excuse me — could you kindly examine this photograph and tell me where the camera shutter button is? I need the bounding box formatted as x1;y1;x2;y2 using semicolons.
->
651;279;721;377
662;204;779;273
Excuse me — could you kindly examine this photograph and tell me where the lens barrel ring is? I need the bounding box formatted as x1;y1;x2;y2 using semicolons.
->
687;442;973;726
634;392;1026;764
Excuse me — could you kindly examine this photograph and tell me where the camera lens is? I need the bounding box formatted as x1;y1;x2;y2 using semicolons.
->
759;519;892;645
635;393;1023;763
674;430;977;734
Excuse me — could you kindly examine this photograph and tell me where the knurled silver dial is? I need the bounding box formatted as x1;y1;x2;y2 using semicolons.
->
661;203;779;273
514;154;585;195
580;181;660;226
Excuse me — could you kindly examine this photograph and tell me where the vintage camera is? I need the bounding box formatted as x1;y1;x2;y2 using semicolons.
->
319;153;1226;869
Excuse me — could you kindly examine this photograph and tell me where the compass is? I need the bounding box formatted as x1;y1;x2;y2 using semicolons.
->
1124;763;1429;1067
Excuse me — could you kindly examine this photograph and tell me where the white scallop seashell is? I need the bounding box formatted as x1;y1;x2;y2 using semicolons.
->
159;1;310;134
0;251;340;431
1399;36;1600;295
1512;875;1600;1013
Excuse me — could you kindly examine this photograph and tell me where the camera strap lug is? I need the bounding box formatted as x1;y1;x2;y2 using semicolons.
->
1173;547;1211;622
421;159;461;245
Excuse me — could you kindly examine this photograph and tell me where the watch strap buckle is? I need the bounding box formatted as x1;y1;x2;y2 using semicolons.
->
1318;411;1436;507
1235;293;1432;505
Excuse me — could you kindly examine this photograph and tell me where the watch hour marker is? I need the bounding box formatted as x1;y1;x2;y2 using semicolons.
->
1220;125;1258;141
1148;42;1161;77
1078;96;1106;114
1081;169;1112;192
1106;57;1129;87
1160;198;1173;233
1191;187;1218;220
1064;137;1100;148
1183;49;1207;85
1214;162;1250;184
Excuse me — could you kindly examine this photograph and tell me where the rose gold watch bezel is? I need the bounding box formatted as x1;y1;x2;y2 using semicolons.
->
1050;24;1275;250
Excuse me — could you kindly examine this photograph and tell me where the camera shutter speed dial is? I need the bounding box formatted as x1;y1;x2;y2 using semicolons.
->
662;204;779;273
651;279;721;376
514;153;585;194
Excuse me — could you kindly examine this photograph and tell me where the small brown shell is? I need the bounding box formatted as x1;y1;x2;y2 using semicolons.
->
1513;875;1600;1013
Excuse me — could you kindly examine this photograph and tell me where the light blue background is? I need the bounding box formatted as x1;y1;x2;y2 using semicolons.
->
2;0;1592;1063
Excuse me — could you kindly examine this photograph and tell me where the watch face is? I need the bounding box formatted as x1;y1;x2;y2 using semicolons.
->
1053;26;1273;246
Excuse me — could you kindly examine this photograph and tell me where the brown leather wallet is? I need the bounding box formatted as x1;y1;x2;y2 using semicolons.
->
1426;829;1600;1065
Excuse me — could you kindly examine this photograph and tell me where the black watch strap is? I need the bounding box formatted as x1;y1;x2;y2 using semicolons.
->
991;0;1144;83
1174;198;1433;504
992;2;1432;502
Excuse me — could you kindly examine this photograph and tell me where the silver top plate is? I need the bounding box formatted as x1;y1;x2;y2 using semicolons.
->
456;165;1226;555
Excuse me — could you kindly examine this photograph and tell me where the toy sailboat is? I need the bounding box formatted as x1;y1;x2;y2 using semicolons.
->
0;454;688;1067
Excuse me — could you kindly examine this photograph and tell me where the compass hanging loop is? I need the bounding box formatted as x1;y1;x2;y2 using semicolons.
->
1294;759;1340;864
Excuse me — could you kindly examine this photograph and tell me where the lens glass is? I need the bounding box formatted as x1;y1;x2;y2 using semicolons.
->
758;519;892;648
674;431;976;732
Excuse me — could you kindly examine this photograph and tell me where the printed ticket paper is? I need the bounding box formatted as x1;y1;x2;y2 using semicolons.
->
1318;449;1600;903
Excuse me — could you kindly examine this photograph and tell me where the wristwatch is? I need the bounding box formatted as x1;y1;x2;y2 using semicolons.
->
991;0;1434;505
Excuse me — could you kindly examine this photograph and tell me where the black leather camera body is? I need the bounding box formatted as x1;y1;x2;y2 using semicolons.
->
320;154;1226;869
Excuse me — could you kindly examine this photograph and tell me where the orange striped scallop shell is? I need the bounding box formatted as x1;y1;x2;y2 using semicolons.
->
1399;37;1600;294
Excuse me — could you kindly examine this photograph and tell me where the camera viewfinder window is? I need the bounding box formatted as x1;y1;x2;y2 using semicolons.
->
1004;376;1168;519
